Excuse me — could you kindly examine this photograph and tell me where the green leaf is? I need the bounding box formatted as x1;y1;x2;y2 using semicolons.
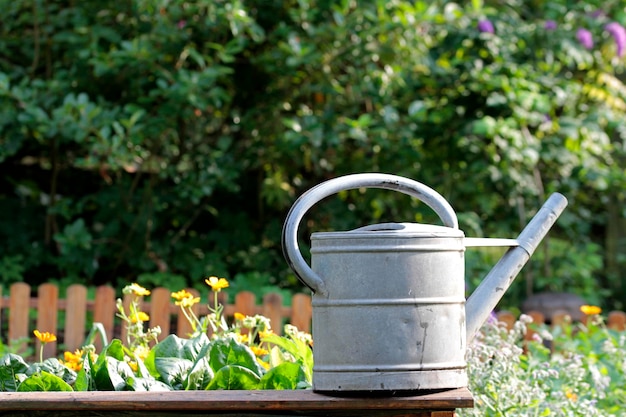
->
208;338;264;377
145;334;211;382
259;362;309;390
263;334;313;382
17;371;73;392
102;339;125;361
28;358;77;386
126;376;171;392
184;342;214;390
471;116;497;137
93;357;134;391
206;365;260;390
155;357;193;389
0;354;29;391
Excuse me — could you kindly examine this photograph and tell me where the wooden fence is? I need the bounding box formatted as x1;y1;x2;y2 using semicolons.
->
1;282;312;358
5;282;626;360
495;309;626;341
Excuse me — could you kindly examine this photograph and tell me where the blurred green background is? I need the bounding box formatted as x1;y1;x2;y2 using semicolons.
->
0;0;625;310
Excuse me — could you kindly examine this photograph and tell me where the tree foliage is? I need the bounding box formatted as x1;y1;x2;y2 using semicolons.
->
0;0;625;308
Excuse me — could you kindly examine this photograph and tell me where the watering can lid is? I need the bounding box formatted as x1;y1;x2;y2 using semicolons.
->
352;222;460;235
311;222;464;239
313;222;520;247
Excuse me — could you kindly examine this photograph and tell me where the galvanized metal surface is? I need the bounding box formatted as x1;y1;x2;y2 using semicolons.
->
282;173;459;296
465;192;568;343
310;226;467;391
281;173;567;392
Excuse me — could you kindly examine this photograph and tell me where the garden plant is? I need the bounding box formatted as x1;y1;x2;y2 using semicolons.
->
0;279;313;391
1;292;624;417
459;307;626;417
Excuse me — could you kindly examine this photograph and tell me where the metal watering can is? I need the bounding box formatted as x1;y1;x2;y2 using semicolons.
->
282;173;568;392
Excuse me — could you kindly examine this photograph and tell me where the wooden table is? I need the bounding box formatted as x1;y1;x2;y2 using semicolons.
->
0;388;473;416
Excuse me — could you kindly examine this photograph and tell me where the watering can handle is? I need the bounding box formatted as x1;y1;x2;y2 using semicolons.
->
281;173;458;295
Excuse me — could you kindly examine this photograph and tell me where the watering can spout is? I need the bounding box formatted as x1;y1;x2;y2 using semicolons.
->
465;193;568;344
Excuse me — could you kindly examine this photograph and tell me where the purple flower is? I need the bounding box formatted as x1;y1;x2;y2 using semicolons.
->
576;28;593;49
544;20;557;31
477;19;494;34
590;10;605;19
605;22;626;57
177;20;187;29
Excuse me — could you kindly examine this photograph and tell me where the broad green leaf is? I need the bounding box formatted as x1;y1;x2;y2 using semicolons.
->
155;357;193;389
17;371;73;392
259;362;308;390
102;339;125;361
145;334;211;383
93;357;134;391
28;358;77;386
126;376;171;392
0;354;29;391
208;338;263;377
184;345;214;390
262;334;313;382
182;333;211;361
206;365;260;390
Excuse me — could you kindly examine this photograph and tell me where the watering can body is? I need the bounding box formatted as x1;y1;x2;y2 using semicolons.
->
311;224;467;391
282;173;568;392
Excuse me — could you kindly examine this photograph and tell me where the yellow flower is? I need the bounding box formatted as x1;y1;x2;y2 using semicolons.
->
580;305;602;316
234;312;246;321
62;349;85;371
130;311;150;323
34;330;57;343
205;276;229;291
565;388;578;402
128;361;138;372
259;329;275;339
125;283;151;297
234;333;249;344
171;289;193;301
176;296;200;308
250;346;269;357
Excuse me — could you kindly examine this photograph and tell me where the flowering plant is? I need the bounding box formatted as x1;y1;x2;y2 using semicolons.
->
0;278;313;392
459;307;626;417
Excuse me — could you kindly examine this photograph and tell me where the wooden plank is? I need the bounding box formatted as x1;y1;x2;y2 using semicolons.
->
495;311;515;330
36;283;59;359
608;310;626;331
93;286;116;350
0;388;473;412
263;292;284;335
291;293;312;334
149;287;171;341
234;291;257;317
0;410;453;417
64;284;87;352
8;283;30;351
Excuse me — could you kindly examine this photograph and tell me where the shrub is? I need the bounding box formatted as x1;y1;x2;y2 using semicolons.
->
460;311;626;416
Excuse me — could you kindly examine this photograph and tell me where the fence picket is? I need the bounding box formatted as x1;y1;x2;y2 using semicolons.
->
233;291;256;317
291;293;312;334
262;293;284;335
64;284;87;352
1;284;312;357
36;283;59;359
608;311;626;331
93;286;116;350
8;283;30;351
149;287;171;341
